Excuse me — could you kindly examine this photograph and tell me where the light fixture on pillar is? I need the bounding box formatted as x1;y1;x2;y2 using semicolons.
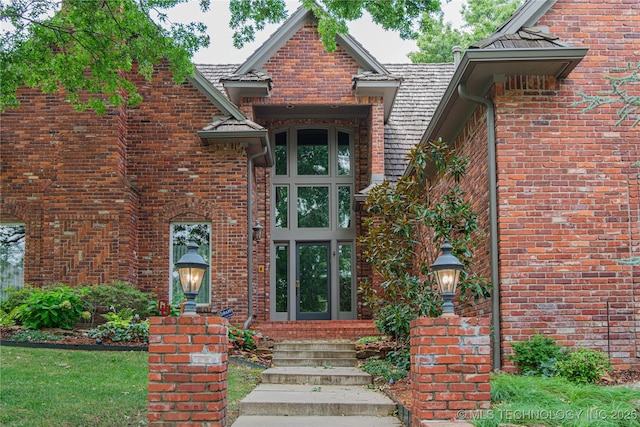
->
252;221;264;242
430;241;463;317
176;242;209;316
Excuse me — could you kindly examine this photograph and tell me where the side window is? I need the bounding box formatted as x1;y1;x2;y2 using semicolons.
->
0;223;25;298
170;223;211;305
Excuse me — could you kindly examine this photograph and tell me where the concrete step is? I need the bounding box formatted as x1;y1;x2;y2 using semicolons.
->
274;340;355;351
231;416;403;427
261;366;373;386
239;384;397;417
273;349;356;359
272;357;357;367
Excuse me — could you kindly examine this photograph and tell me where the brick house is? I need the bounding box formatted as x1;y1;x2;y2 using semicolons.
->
1;0;638;368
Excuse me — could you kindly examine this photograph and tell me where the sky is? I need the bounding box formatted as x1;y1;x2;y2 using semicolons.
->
168;0;466;64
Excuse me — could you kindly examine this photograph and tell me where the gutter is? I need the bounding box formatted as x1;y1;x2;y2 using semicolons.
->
244;144;269;330
457;83;501;370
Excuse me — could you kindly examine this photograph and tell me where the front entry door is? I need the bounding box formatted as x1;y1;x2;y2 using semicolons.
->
296;242;331;320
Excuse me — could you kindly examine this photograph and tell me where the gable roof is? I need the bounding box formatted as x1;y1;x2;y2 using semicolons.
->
188;68;273;166
235;5;389;75
196;62;455;182
417;0;588;156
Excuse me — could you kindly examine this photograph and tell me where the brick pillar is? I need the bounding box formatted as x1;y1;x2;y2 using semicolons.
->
148;316;228;427
410;317;491;424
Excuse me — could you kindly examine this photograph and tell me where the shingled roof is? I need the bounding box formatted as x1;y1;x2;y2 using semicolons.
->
383;63;455;181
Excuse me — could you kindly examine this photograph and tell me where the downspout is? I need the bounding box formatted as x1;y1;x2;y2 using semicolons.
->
457;83;501;370
244;144;269;330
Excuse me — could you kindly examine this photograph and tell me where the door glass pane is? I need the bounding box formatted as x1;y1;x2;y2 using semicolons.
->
339;244;352;312
297;129;328;175
275;244;288;313
298;244;329;314
298;186;329;228
275;186;288;228
337;131;351;176
338;186;351;228
0;224;25;297
275;132;287;176
171;223;211;304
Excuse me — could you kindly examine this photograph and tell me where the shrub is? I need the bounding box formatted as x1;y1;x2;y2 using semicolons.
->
228;325;260;351
82;281;154;322
361;356;408;382
88;308;149;343
16;286;88;329
386;347;411;372
146;299;181;317
0;307;19;326
0;285;37;312
509;334;569;376
556;348;612;384
373;302;418;343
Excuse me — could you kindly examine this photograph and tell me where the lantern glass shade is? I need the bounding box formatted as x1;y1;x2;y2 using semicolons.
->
178;266;206;294
430;241;464;315
433;268;461;295
175;242;209;315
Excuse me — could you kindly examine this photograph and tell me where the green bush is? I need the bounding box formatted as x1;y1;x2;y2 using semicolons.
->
88;308;149;343
509;334;569;376
0;307;19;326
373;302;417;343
556;348;612;384
228;325;260;351
361;356;408;382
0;286;37;312
386;347;411;372
82;281;154;321
16;286;88;330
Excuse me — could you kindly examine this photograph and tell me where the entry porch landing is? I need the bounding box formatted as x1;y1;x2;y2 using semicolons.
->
251;320;379;341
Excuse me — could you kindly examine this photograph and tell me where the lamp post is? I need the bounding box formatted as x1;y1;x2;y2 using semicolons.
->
430;241;463;317
175;242;209;316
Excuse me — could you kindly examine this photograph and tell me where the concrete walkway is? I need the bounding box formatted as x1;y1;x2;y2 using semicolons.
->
230;340;474;427
231;341;402;426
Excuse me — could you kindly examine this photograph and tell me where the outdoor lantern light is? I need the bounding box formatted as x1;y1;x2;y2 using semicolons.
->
252;221;264;242
176;242;209;316
430;241;464;317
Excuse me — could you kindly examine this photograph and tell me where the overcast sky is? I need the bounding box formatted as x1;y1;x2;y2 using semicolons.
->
168;0;466;64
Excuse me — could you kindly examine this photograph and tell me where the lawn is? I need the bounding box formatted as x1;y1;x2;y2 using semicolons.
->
473;374;640;427
0;346;262;427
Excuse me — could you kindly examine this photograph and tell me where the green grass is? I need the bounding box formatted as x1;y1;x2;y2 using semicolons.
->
0;347;262;427
471;374;640;427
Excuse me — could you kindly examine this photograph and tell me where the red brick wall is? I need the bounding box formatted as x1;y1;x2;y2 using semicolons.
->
148;316;228;426
1;88;138;286
126;63;250;317
1;64;255;324
411;317;491;423
447;0;640;368
261;21;360;104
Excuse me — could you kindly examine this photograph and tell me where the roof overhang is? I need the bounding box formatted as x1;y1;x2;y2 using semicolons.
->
221;81;272;105
353;80;401;123
198;119;273;167
421;47;588;145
